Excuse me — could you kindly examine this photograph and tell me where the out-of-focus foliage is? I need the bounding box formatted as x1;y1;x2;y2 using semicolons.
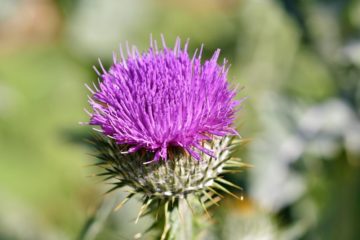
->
0;0;359;239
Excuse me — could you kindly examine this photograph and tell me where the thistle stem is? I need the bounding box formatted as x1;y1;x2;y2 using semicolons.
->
178;198;193;240
160;198;197;240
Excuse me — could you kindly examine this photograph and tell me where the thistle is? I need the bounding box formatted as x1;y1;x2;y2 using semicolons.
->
84;36;246;239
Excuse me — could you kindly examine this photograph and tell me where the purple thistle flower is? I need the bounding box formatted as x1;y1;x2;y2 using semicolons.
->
88;36;239;162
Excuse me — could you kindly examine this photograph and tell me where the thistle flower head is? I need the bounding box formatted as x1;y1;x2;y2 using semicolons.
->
84;37;247;239
88;36;239;162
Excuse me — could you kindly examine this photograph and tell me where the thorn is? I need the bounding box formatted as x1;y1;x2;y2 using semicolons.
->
216;178;243;191
198;196;211;219
114;193;135;211
135;198;152;224
205;196;221;208
213;183;241;200
203;191;219;206
207;187;224;198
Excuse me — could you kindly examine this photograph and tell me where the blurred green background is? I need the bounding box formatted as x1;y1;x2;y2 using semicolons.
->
0;0;360;239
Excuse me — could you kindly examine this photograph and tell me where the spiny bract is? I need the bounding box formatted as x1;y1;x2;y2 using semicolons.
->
87;36;239;162
91;135;244;199
90;134;247;229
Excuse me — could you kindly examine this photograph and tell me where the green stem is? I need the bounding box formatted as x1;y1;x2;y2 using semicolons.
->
160;198;201;240
177;199;193;240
